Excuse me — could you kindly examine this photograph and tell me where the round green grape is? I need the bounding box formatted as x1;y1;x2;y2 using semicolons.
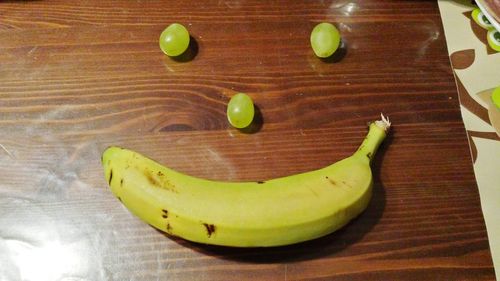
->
310;22;341;58
492;87;500;109
159;23;190;57
227;93;255;129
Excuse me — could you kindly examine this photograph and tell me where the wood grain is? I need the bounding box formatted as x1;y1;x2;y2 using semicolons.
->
0;0;495;280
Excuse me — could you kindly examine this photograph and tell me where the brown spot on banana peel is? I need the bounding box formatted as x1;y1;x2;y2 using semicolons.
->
326;176;337;186
161;209;168;218
166;223;173;234
144;170;178;193
342;180;353;189
203;223;216;237
366;152;372;160
108;169;113;186
145;170;158;185
326;176;351;191
257;181;265;184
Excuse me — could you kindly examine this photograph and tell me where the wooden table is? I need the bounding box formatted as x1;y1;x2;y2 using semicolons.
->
0;1;495;280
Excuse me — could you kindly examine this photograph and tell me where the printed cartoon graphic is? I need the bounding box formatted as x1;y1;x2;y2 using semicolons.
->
449;49;499;162
464;8;500;53
455;72;499;161
448;7;500;163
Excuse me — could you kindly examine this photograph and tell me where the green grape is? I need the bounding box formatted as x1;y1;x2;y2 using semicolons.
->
227;93;255;129
310;22;341;58
159;23;190;57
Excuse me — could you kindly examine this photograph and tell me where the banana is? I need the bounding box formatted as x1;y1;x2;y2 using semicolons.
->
102;115;391;247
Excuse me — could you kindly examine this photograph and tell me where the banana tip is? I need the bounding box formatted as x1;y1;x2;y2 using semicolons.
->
375;113;391;132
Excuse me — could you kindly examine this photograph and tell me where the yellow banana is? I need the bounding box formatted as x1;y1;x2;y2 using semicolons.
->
102;115;390;247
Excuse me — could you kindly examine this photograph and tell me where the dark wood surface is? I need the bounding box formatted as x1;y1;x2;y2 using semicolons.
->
0;1;495;280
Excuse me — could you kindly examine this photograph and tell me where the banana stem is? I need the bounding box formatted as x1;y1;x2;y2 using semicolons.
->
355;114;391;163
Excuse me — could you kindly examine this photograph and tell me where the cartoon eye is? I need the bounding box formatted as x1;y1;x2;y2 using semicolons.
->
472;8;495;30
487;29;500;51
